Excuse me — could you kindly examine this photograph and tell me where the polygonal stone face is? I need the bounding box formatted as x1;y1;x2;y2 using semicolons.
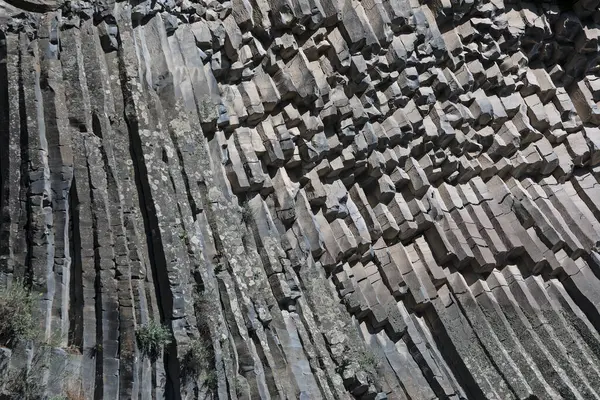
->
1;0;600;399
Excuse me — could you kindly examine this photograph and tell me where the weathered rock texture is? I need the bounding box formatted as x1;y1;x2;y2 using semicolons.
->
1;0;600;398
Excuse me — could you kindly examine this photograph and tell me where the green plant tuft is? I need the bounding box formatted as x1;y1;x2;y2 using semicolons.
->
336;348;379;376
356;350;379;370
205;371;218;390
181;337;214;377
0;281;39;347
235;379;244;396
135;320;172;361
240;200;254;225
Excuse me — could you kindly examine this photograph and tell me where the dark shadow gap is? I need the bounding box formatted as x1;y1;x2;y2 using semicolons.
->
68;176;84;350
0;32;9;276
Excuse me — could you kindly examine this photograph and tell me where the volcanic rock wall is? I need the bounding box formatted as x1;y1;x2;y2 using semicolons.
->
1;0;600;398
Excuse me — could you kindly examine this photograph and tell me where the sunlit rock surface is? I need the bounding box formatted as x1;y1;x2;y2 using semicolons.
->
1;0;600;398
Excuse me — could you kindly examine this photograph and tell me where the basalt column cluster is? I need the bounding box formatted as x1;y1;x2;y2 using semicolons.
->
1;0;600;398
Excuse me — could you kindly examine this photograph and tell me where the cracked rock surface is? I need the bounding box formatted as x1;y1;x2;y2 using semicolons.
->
1;0;600;398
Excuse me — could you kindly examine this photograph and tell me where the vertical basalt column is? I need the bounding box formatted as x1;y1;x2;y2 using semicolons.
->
20;29;55;336
0;32;9;283
59;24;98;397
115;8;176;397
60;24;89;355
38;12;74;346
0;32;25;285
100;39;139;400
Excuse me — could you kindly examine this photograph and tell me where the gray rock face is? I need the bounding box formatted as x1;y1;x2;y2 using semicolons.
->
1;0;600;398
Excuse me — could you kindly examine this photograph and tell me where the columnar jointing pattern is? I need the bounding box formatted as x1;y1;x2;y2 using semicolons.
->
0;0;600;398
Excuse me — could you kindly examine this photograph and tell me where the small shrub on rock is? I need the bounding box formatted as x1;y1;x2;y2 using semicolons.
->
181;337;214;377
0;281;39;347
183;338;211;371
205;371;218;390
356;350;379;370
135;320;172;361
